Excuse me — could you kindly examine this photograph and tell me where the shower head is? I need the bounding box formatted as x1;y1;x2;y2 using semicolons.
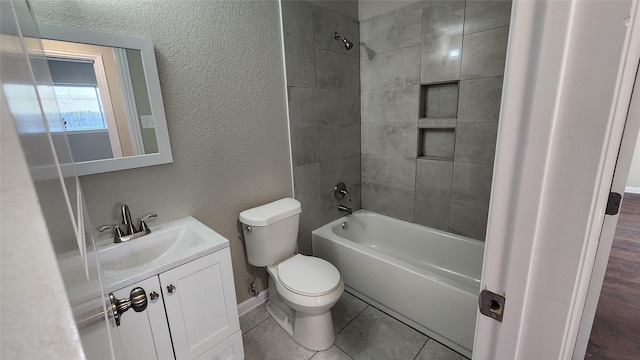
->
333;32;354;51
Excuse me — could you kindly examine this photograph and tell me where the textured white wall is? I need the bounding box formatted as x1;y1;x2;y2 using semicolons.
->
627;129;640;189
32;0;293;303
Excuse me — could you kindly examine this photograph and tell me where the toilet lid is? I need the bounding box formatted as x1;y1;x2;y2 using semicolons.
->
277;255;341;296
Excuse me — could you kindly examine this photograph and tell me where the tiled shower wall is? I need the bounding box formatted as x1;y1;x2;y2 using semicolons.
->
282;1;361;254
360;1;511;240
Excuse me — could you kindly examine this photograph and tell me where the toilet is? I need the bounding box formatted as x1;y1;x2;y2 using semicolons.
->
239;198;344;351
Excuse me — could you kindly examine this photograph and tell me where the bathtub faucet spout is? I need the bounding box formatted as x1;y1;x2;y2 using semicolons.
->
338;205;353;215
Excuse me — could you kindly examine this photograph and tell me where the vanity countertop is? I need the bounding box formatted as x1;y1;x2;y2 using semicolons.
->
57;216;230;306
97;216;229;292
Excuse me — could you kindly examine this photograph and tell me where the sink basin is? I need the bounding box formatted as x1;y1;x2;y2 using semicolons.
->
98;216;229;291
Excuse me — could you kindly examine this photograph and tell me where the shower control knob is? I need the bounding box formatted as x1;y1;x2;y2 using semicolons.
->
149;291;159;301
167;284;176;294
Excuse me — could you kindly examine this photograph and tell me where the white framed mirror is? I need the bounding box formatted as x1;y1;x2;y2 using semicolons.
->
38;24;172;176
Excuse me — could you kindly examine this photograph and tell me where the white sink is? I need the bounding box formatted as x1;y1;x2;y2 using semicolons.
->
98;216;229;291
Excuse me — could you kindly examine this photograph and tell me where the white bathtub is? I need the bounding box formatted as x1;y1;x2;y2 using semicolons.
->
312;210;484;358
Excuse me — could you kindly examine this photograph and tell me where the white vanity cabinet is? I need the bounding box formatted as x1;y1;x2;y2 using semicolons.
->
113;277;174;360
161;248;243;359
114;248;244;360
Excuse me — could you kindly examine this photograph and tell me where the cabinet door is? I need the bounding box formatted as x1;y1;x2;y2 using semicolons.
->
112;276;174;360
195;331;244;360
160;248;241;359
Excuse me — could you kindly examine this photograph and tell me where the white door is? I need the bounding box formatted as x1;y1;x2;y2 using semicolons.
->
160;249;240;359
572;65;640;359
112;276;174;360
472;0;640;358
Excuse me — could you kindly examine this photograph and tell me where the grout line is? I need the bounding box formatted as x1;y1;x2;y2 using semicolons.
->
333;343;356;360
359;43;422;59
413;338;430;360
459;74;505;82
242;311;271;336
335;303;370;337
463;24;510;37
288;84;319;89
315;46;360;59
361;83;421;92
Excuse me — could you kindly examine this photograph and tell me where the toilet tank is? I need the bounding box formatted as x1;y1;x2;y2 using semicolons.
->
239;198;301;267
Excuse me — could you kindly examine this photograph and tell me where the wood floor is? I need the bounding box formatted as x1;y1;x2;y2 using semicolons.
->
586;193;640;360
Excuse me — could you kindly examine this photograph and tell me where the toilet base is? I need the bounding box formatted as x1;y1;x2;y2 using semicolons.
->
266;277;335;351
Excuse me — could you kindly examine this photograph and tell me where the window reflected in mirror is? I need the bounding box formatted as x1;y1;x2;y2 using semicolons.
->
42;39;159;163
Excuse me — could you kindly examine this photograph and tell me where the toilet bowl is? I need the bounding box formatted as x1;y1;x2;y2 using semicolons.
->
266;254;344;350
239;198;344;351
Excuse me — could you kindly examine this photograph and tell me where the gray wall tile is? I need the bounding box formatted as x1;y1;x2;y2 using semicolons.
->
451;162;493;204
322;182;361;223
298;232;313;256
449;199;488;240
316;49;360;90
362;86;419;123
420;0;465;83
454;123;498;165
282;0;316;87
422;128;455;160
288;87;318;166
461;26;509;79
294;162;322;235
320;154;361;192
425;82;459;118
361;182;415;222
317;89;360;125
360;2;422;55
313;5;360;57
361;154;416;190
362;123;418;157
361;45;421;90
319;123;361;160
458;77;503;122
415;159;453;231
464;0;513;35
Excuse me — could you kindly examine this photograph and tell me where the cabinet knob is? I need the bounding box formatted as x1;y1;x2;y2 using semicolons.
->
167;284;176;294
149;291;159;301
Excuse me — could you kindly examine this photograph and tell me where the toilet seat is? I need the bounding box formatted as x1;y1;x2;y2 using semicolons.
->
277;254;341;296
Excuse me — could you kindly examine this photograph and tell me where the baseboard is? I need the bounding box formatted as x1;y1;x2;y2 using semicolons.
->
625;186;640;194
237;289;269;316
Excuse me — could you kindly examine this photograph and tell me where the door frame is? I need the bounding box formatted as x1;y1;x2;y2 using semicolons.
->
473;0;640;358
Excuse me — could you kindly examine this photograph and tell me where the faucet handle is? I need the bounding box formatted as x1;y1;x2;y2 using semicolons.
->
97;224;125;239
139;213;157;233
334;182;352;202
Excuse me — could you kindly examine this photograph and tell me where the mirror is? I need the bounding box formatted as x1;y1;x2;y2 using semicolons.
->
38;24;172;175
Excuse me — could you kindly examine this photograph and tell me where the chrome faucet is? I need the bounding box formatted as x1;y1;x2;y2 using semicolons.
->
98;204;157;243
121;204;137;235
338;205;353;215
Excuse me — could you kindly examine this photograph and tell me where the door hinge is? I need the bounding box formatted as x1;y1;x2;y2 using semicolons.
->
479;289;505;322
605;192;622;215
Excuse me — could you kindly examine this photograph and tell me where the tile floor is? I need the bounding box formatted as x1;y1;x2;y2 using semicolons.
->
240;291;468;360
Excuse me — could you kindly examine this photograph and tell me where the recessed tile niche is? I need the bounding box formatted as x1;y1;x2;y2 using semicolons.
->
419;82;459;160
